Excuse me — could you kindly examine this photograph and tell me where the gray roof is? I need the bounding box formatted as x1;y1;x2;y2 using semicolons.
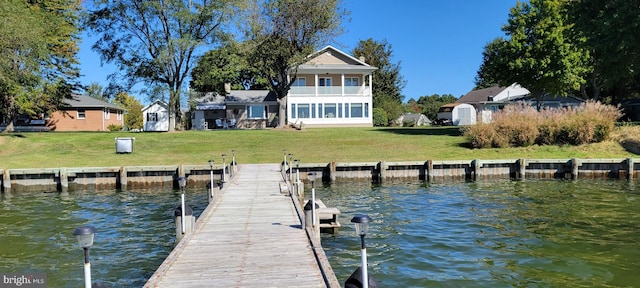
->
456;86;507;105
225;90;277;104
402;113;431;122
64;94;124;111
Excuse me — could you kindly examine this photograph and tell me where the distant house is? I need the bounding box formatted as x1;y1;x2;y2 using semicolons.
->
454;84;584;123
191;90;278;129
142;100;169;132
437;103;477;126
397;113;431;126
48;94;125;131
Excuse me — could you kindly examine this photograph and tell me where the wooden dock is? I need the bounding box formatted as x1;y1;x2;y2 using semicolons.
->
144;164;339;288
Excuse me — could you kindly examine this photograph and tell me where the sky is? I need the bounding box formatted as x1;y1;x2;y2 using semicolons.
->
77;0;518;104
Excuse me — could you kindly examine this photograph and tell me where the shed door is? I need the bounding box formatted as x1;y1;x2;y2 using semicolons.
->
458;107;471;125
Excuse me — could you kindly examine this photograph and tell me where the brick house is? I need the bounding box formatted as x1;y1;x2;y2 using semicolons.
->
48;94;125;131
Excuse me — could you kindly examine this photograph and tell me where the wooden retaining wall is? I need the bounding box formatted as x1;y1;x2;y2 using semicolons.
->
2;158;638;192
289;158;639;184
1;164;232;193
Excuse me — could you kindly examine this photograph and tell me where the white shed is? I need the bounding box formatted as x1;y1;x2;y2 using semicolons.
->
437;103;477;126
142;100;169;132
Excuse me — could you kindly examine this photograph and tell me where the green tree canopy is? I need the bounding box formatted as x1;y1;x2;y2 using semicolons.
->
86;0;240;131
113;92;144;130
475;0;589;109
244;0;347;127
352;38;406;125
0;0;81;132
416;94;457;121
190;40;268;94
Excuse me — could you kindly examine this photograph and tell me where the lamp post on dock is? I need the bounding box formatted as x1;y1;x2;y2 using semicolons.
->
208;159;215;200
73;225;97;288
294;159;300;184
288;153;293;181
282;149;287;171
351;214;372;288
221;154;227;183
231;150;236;175
178;176;187;234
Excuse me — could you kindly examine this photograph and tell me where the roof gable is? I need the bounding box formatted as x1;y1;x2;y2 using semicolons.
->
142;100;169;112
304;45;366;66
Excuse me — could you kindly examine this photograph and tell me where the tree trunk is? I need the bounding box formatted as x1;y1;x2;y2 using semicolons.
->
277;96;287;128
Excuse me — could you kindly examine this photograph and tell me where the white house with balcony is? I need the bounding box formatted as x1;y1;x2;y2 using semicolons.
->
287;45;377;127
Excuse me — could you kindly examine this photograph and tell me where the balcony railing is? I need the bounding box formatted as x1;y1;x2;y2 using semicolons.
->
289;86;370;96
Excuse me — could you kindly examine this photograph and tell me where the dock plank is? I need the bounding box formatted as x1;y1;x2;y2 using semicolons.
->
145;164;333;288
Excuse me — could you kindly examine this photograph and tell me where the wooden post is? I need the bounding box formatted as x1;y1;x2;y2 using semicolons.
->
427;160;434;183
119;166;128;191
59;168;68;192
378;161;386;184
519;158;526;179
571;158;579;179
2;169;11;192
627;158;634;180
472;159;480;181
330;162;336;183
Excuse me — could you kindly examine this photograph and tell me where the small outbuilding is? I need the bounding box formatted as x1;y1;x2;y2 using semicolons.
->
142;100;170;132
437;103;477;126
397;113;431;126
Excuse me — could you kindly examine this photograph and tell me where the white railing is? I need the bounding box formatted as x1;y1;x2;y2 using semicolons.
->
289;86;370;96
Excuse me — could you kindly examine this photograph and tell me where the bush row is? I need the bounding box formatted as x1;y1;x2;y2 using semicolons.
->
463;101;622;148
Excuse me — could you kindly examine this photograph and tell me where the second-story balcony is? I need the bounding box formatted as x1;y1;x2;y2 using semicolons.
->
288;86;371;97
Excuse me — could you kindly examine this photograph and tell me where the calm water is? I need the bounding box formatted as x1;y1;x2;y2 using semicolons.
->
0;187;207;287
1;180;639;287
318;180;640;287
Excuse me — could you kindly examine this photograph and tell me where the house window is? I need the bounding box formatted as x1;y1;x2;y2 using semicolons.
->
338;103;343;118
345;103;350;118
291;104;297;118
292;77;306;86
147;112;158;122
317;103;323;118
77;109;86;119
344;77;359;86
319;77;332;86
365;103;369;117
351;103;363;118
311;104;316;118
117;111;123;120
105;109;110;119
247;105;267;119
325;103;336;118
297;104;310;118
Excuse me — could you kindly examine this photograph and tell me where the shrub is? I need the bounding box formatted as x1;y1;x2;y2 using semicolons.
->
372;108;388;127
107;124;123;131
463;101;621;148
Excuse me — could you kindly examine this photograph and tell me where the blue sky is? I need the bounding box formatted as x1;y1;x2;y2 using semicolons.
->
77;1;517;103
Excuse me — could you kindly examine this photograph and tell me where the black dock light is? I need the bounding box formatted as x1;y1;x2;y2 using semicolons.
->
73;225;97;288
231;150;236;174
294;159;300;183
349;214;374;288
208;159;215;199
178;176;187;234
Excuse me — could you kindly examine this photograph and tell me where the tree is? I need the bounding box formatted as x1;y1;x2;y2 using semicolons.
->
191;40;268;93
245;0;347;128
86;0;240;131
475;0;589;110
85;82;109;102
568;0;640;102
416;94;457;121
113;92;144;130
0;0;81;132
352;38;406;125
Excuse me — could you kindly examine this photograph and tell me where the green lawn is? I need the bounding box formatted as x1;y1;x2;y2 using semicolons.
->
0;126;636;169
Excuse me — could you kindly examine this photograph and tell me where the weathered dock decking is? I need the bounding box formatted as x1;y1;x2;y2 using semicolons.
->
144;164;338;288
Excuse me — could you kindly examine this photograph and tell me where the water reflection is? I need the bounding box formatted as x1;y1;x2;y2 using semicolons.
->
318;179;640;287
0;188;207;287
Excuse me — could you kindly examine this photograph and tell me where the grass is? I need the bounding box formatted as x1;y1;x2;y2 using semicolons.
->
0;126;637;169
